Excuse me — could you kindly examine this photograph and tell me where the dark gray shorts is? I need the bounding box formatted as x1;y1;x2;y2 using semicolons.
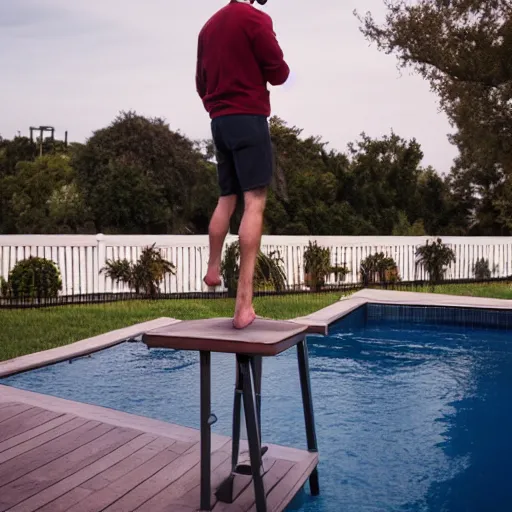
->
211;114;273;197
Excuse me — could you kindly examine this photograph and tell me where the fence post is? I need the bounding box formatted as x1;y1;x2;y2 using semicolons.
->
97;233;106;294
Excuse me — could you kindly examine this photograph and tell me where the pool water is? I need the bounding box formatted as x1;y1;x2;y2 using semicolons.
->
3;306;512;511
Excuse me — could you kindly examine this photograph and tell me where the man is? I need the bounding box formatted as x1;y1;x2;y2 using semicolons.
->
196;0;290;329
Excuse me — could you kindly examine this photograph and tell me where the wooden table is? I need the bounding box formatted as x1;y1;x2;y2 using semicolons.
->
143;317;320;512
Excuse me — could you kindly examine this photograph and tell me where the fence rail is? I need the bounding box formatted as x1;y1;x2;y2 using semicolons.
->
1;234;512;296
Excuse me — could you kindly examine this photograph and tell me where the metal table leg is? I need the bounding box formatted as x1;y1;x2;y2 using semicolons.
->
217;356;267;505
200;351;212;510
251;356;263;433
231;363;242;473
239;355;267;512
297;340;320;495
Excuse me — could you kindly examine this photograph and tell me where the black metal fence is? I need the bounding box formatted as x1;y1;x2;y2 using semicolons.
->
0;277;510;310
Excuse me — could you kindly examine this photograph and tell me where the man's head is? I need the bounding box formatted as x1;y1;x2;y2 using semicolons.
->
233;0;267;5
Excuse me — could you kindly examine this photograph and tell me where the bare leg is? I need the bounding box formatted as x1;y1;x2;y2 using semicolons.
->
204;195;237;287
233;188;267;329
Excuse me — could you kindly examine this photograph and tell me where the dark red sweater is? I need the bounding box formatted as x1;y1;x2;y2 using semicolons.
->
196;1;290;119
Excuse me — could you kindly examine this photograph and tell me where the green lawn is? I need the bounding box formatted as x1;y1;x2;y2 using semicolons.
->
409;281;512;299
1;281;511;363
0;293;340;362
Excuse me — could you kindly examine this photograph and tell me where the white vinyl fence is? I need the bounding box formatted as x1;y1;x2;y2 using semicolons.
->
1;234;511;296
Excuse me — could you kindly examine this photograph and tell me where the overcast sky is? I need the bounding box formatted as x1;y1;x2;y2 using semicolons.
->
1;0;458;174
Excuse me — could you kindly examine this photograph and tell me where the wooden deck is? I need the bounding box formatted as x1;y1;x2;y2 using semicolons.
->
0;399;318;512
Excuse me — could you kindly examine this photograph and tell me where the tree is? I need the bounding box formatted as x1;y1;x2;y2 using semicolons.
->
0;154;87;234
345;132;424;234
356;0;512;235
73;111;212;234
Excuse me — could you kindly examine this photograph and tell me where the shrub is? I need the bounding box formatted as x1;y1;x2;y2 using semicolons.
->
415;238;456;284
473;258;498;280
7;257;62;299
303;241;350;291
473;258;491;280
360;253;399;286
221;241;288;297
0;276;8;297
254;250;287;292
303;241;331;291
102;244;176;298
221;242;240;297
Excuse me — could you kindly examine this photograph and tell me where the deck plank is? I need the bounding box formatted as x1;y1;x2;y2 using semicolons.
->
36;488;93;512
81;436;175;492
166;452;236;511
135;444;232;512
252;453;319;512
101;441;210;512
65;447;183;512
0;427;141;511
0;400;319;512
0;421;110;487
7;433;156;512
0;416;85;464
0;408;62;443
0;403;34;423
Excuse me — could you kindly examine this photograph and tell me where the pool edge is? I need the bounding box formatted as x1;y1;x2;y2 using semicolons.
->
0;317;181;378
290;288;512;335
3;289;511;378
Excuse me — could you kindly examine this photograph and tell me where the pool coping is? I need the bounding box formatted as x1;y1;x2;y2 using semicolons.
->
1;289;511;378
0;317;181;379
291;288;512;335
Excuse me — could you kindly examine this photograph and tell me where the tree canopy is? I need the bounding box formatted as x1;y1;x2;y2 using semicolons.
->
357;0;512;234
0;109;505;236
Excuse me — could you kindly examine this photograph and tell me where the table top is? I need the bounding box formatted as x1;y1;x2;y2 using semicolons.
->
142;317;308;356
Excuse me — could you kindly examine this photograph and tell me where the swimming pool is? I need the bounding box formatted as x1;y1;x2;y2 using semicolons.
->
3;303;512;511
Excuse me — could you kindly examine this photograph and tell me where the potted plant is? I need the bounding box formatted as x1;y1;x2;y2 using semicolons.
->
331;264;350;284
303;241;332;292
360;252;399;286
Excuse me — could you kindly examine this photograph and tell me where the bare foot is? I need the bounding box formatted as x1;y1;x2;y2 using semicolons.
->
233;307;257;330
203;271;222;288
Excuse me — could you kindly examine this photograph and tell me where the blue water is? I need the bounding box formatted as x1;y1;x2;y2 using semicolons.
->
3;307;512;511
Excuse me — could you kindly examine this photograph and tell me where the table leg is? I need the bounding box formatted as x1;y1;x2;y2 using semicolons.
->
297;340;320;496
231;363;242;472
240;355;267;512
250;356;263;433
200;351;212;510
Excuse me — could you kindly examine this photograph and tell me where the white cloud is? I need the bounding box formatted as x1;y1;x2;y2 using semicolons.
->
0;0;458;173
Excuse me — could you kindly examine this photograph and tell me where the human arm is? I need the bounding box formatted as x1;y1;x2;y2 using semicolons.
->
195;35;207;99
251;17;290;86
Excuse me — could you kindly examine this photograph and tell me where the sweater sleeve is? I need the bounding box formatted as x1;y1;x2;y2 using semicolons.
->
251;17;290;86
195;35;207;99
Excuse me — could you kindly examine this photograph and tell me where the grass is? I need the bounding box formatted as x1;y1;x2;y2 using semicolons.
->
411;281;512;299
1;281;511;363
0;293;340;362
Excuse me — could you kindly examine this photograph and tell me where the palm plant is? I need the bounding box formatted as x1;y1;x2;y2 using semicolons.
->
102;244;176;298
415;238;455;284
220;241;287;297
